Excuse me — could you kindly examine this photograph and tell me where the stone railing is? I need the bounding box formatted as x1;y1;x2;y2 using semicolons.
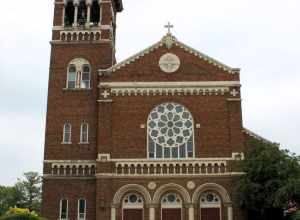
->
50;162;96;176
60;30;101;41
113;159;229;176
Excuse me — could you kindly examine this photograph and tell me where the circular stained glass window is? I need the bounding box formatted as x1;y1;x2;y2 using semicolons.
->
148;103;193;148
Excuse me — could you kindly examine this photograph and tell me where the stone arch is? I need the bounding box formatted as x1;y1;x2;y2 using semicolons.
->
192;183;231;204
153;183;191;204
112;184;151;207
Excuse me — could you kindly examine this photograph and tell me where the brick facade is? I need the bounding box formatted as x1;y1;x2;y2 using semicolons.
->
42;1;249;220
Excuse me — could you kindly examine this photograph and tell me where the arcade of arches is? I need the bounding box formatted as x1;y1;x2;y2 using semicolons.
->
111;183;233;220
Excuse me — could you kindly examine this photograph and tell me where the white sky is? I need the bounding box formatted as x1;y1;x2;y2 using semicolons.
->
0;0;299;185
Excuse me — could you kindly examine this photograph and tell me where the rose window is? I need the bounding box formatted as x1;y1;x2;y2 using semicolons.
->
148;103;194;159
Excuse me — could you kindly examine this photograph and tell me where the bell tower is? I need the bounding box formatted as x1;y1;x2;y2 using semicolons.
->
42;1;123;219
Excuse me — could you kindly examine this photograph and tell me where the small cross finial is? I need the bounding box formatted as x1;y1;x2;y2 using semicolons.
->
164;22;174;34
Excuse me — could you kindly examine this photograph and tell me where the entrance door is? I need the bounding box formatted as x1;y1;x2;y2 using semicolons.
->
200;208;220;220
162;209;181;220
123;209;143;220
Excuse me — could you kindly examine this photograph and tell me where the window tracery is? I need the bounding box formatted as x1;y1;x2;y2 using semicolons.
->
200;192;221;208
67;58;91;89
122;194;144;209
161;193;182;209
147;103;194;159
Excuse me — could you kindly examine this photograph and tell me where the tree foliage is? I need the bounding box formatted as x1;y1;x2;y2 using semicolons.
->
0;172;42;217
0;208;45;220
236;139;300;220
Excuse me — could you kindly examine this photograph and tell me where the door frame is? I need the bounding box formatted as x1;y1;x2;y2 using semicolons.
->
122;208;144;220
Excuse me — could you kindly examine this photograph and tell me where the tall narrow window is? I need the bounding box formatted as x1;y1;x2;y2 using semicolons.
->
60;199;68;220
90;0;100;25
81;65;90;89
64;0;74;26
67;65;76;89
80;123;89;144
147;103;195;159
78;199;86;220
78;0;87;26
63;123;72;144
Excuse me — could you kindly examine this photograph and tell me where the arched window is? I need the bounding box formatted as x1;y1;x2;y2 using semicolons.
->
199;192;222;220
64;0;75;26
67;58;91;89
59;199;68;220
161;193;182;220
147;103;194;159
81;65;90;89
67;65;76;89
78;199;86;220
90;0;100;25
63;123;72;144
122;194;144;220
80;123;89;144
78;0;87;26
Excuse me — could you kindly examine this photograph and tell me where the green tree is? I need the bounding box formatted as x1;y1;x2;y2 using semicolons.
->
0;186;25;216
16;172;42;212
236;139;300;220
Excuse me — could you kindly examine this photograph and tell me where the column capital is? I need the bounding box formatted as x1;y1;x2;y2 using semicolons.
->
184;203;195;208
73;0;80;6
224;202;233;207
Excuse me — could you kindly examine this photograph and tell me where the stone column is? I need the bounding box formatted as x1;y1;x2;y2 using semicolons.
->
187;204;194;220
98;0;102;26
111;207;116;220
86;0;91;27
149;206;155;220
227;206;233;220
62;4;66;26
73;0;79;27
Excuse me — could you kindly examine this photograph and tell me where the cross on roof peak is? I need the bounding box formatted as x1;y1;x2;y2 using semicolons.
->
164;22;174;34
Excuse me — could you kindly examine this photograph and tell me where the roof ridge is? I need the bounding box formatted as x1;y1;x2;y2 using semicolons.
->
99;33;240;75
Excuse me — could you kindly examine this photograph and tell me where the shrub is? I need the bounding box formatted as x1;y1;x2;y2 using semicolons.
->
291;211;300;220
0;208;45;220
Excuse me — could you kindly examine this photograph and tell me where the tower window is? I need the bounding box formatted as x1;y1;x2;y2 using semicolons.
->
67;65;76;89
90;0;100;25
78;0;87;26
64;1;75;27
81;65;90;89
63;123;72;144
59;199;68;220
80;123;89;144
78;199;86;220
66;58;91;89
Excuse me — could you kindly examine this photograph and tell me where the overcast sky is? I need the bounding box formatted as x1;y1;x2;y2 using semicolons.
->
0;0;299;186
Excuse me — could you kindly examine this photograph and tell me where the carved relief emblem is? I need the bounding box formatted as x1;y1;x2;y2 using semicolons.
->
148;182;157;190
187;181;196;190
159;53;180;73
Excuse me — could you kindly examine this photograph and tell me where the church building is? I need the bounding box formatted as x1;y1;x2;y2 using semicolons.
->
42;0;263;220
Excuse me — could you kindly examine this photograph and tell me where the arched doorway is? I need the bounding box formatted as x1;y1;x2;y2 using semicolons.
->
161;193;182;220
122;193;144;220
199;192;221;220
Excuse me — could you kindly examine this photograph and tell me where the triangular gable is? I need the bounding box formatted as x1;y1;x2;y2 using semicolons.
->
99;33;240;75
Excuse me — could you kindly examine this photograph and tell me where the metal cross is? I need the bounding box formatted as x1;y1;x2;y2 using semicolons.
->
164;22;174;34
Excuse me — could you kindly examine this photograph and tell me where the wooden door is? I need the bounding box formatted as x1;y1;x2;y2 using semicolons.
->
162;209;181;220
123;209;143;220
200;208;220;220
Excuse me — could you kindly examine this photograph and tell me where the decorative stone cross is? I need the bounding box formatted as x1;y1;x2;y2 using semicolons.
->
230;89;239;97
164;22;174;34
101;90;110;99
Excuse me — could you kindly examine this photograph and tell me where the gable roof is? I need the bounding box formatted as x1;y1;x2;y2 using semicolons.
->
99;33;240;75
243;128;272;144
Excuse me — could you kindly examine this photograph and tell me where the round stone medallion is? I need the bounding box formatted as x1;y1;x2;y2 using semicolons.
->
148;182;157;190
187;181;196;190
159;53;180;73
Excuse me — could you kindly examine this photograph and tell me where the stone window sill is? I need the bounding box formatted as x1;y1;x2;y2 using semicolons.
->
61;142;72;145
63;88;92;91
